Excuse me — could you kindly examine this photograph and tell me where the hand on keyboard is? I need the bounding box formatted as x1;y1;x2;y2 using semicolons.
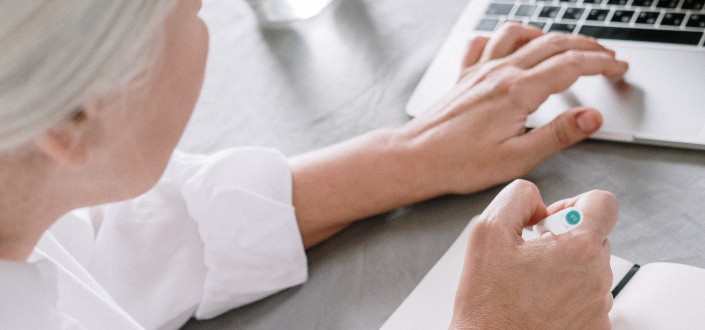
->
400;23;628;195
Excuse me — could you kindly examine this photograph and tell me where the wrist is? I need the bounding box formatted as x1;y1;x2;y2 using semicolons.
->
389;123;460;197
290;127;450;242
384;126;452;200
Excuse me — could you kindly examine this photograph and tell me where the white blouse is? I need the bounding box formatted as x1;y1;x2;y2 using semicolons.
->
0;148;308;330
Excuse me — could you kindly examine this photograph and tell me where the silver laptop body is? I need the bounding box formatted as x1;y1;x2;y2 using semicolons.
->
406;0;705;149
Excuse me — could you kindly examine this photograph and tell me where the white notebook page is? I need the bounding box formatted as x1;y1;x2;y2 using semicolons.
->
610;262;705;330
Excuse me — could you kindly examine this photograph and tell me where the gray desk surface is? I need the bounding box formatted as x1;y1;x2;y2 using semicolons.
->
181;0;705;328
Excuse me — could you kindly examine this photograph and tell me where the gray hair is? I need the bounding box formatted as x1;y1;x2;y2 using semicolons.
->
0;0;175;150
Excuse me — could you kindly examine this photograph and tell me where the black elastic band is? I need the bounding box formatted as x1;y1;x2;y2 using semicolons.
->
611;264;641;298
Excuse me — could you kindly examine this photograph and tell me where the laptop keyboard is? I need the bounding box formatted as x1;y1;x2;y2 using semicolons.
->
476;0;705;46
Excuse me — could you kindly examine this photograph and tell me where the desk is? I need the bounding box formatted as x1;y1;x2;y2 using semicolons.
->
181;0;705;328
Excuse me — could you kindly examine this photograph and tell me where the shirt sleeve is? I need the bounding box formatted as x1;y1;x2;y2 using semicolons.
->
0;260;62;329
84;148;308;329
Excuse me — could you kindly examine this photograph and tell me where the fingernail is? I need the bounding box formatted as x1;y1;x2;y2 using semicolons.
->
576;111;599;133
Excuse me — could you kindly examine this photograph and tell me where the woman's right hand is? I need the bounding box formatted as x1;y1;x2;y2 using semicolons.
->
450;180;618;329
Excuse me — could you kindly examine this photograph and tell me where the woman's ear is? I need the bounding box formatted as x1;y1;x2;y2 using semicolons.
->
33;110;89;168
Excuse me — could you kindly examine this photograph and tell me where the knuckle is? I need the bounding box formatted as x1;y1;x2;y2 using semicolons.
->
504;72;526;94
481;71;520;100
604;294;614;313
468;35;488;50
584;189;620;216
601;269;614;292
551;119;575;147
544;32;570;47
473;217;495;234
469;217;504;243
591;292;614;320
468;35;482;45
562;50;586;68
475;62;521;83
572;234;604;261
500;22;524;35
505;73;536;110
603;238;612;254
509;70;533;91
589;189;619;206
471;64;531;109
493;77;515;96
508;179;540;196
471;61;504;83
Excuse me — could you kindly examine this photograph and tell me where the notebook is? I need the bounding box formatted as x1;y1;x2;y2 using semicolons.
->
406;0;705;150
381;219;705;329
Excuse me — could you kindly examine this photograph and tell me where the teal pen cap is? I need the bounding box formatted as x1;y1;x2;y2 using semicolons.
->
533;207;583;235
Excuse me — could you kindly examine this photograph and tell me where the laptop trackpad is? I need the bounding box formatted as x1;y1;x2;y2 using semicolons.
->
527;45;705;144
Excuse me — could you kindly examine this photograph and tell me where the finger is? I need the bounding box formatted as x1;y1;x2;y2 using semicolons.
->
573;191;619;240
603;292;614;315
513;108;602;164
518;50;629;110
547;189;619;241
509;32;613;69
602;238;611;256
462;36;490;69
480;179;549;240
595;313;612;330
588;292;614;330
480;23;544;61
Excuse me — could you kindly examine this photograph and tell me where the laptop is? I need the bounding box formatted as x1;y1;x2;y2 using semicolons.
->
406;0;705;150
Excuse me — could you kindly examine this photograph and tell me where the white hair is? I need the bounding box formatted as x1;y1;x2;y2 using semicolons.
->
0;0;175;150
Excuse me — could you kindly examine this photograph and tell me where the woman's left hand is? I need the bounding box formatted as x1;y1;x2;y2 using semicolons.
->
291;24;628;247
397;24;628;195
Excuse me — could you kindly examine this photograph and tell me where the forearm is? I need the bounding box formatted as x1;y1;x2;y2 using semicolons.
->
290;128;445;248
289;26;624;249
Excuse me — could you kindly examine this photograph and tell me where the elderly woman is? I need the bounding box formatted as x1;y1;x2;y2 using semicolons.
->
0;1;624;329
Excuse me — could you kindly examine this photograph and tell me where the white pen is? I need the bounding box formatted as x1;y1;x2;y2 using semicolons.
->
533;207;583;235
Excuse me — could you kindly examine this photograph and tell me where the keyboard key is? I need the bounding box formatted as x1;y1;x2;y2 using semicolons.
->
539;6;562;18
612;10;635;23
560;0;579;3
583;0;603;3
515;4;538;16
661;13;686;26
655;0;679;8
686;14;705;28
682;0;705;9
579;25;702;44
608;0;629;5
562;7;586;20
486;3;515;15
587;9;610;21
528;21;547;29
549;23;578;32
632;0;655;6
635;11;660;24
476;18;500;31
